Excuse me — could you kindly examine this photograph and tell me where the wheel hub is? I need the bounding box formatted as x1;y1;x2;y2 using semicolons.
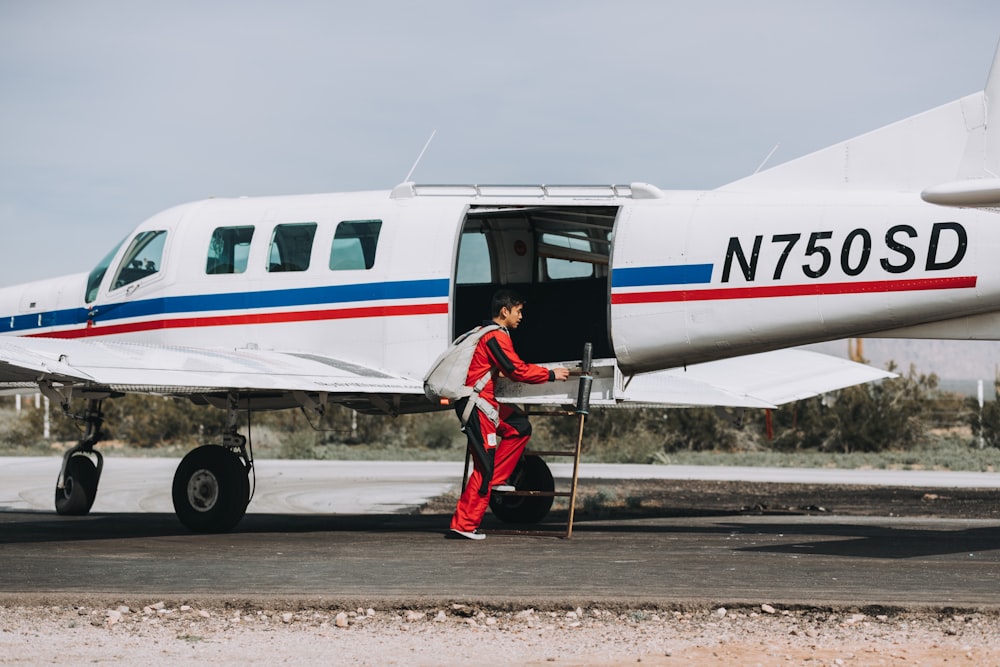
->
187;469;219;512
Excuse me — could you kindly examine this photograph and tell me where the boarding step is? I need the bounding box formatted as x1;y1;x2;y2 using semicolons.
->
492;490;573;498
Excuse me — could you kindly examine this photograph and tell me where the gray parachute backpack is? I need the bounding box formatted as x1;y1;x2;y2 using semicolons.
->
423;324;501;426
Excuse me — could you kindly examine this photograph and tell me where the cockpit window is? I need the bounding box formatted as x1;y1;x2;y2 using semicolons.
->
268;223;317;272
85;238;125;303
329;220;382;270
206;226;254;274
111;230;167;290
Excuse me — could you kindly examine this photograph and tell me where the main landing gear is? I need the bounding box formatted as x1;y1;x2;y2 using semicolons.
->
46;386;252;533
171;395;252;533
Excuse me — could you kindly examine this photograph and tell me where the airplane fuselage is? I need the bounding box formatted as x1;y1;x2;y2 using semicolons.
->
0;185;992;380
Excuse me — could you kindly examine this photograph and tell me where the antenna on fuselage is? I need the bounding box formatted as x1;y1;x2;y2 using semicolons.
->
753;143;781;175
403;130;437;183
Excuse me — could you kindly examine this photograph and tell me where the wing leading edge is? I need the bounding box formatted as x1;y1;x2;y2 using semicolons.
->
0;337;422;410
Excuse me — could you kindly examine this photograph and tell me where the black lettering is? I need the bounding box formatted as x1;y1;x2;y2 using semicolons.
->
880;224;917;274
722;235;762;282
840;228;871;277
802;231;833;279
771;233;801;280
926;221;968;271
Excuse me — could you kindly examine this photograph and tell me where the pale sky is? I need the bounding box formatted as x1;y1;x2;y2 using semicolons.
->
2;1;1000;287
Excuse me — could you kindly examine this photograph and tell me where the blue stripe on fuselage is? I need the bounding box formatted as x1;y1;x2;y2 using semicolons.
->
2;278;450;334
611;264;713;288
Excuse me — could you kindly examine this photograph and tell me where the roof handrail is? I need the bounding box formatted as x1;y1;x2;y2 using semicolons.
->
390;182;666;200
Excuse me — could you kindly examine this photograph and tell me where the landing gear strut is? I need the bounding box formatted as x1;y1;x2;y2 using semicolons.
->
54;398;105;516
171;394;252;533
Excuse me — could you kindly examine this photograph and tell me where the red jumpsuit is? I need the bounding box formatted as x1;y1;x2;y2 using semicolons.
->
449;326;553;533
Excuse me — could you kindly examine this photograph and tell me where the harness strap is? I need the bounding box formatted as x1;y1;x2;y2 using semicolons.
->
459;370;499;427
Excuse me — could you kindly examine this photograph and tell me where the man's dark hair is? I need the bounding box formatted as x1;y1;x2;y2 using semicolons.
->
491;289;525;318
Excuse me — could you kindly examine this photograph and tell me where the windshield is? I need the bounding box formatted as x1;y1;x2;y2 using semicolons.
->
111;230;167;291
85;238;125;303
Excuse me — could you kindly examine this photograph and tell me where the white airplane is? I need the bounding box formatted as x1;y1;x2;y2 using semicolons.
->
3;43;998;533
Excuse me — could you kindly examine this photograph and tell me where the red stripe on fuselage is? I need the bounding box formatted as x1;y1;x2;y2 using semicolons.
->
610;275;978;305
29;302;448;340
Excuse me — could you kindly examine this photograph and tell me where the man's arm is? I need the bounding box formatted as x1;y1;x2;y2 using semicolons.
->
485;334;568;384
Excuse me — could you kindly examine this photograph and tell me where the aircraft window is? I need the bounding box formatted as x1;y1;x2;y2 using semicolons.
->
206;226;254;274
329;220;382;270
85;237;125;303
111;230;167;290
268;222;317;272
457;231;492;284
541;231;594;279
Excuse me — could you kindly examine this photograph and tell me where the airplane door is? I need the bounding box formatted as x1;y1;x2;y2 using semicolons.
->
609;201;702;374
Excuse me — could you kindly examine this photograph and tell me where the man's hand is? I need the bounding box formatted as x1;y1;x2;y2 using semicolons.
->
552;367;570;381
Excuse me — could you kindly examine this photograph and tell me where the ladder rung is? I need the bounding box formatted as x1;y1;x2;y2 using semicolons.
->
486;529;569;538
494;490;572;498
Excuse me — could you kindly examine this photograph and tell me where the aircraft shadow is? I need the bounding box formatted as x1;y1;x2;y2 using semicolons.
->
724;521;1000;560
0;510;451;545
558;515;1000;560
3;510;999;561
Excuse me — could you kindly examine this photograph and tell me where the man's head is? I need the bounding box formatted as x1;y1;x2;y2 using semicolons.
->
491;289;526;329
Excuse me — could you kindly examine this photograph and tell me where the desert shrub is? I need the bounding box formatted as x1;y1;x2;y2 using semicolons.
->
532;405;756;464
9;394;230;448
105;395;231;448
662;407;750;452
762;363;939;453
280;429;321;459
967;374;1000;449
409;411;463;450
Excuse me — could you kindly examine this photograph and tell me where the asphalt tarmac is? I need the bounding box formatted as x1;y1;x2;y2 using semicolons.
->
2;457;999;610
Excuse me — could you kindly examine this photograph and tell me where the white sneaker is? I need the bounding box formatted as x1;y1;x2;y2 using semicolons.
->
449;529;486;540
492;483;515;492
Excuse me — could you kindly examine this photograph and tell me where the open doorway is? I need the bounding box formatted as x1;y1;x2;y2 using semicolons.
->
453;204;619;364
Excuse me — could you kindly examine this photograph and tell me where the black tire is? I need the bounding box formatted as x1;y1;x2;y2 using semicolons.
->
54;454;100;516
172;445;250;533
489;455;555;524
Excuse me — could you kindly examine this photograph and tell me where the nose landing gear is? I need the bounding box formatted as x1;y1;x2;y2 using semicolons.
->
54;398;106;516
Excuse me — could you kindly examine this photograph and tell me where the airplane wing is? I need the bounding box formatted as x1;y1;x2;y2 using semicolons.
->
0;337;891;413
0;337;422;410
498;349;896;409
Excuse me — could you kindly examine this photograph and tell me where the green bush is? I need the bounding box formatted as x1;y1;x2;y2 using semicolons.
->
966;375;1000;449
763;363;940;453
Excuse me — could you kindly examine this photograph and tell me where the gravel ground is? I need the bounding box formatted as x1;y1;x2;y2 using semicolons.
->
2;601;1000;665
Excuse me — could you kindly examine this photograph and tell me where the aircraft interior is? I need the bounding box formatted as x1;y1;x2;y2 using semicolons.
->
453;204;619;365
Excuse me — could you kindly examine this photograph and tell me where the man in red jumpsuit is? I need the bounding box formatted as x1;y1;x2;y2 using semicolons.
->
449;290;569;540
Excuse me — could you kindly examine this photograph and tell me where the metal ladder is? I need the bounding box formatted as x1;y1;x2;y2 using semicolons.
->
462;343;594;538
